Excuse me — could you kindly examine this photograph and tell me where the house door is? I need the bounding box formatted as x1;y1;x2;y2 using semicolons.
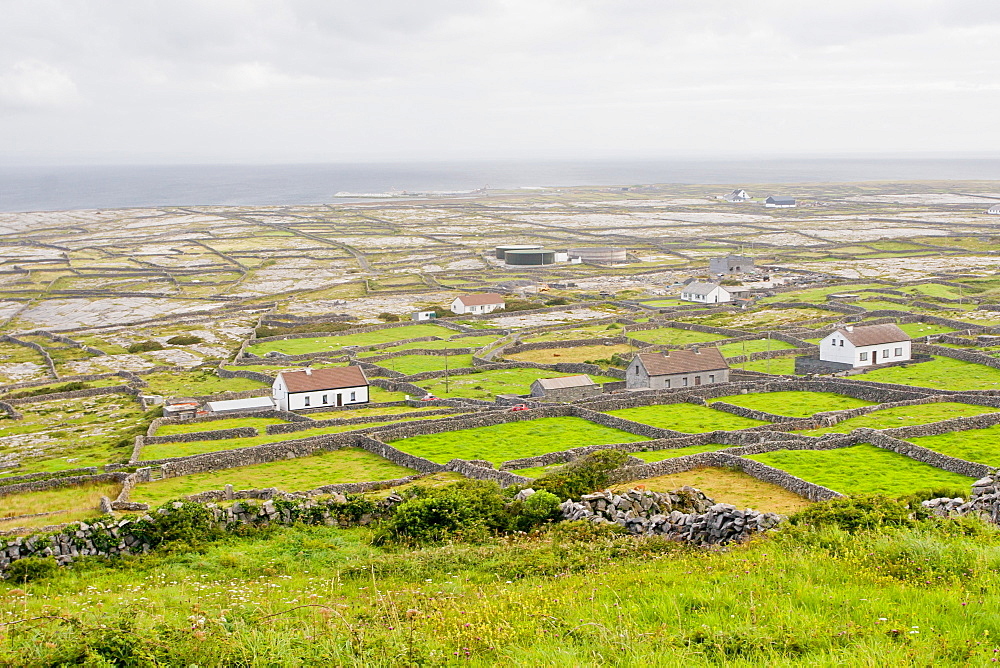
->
337;394;343;406
871;350;877;364
694;376;701;386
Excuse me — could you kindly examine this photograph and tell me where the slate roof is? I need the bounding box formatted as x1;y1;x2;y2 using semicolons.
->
455;293;505;306
533;374;596;390
634;348;729;376
685;282;725;296
278;366;368;393
836;323;910;347
765;196;796;204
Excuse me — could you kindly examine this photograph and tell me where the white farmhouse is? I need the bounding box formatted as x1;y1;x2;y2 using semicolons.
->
819;323;911;368
988;204;1000;215
272;366;369;411
450;293;506;315
680;282;732;304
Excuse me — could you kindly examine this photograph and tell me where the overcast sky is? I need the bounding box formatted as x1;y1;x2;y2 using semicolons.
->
1;1;999;164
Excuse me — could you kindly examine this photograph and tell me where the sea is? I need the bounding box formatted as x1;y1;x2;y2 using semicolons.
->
2;157;1000;213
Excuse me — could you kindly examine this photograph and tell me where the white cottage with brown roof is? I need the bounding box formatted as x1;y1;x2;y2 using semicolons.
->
272;366;369;411
450;293;506;315
626;348;730;390
819;323;911;368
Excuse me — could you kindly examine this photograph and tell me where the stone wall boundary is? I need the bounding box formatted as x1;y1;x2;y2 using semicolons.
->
0;334;58;379
143;426;259;445
148;409;308;436
264;408;469;435
0;472;127;498
863;429;992;478
443;459;531;487
0;467;99;487
4;384;142;407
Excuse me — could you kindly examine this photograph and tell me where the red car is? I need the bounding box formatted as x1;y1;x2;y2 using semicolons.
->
420;394;440;401
510;404;529;411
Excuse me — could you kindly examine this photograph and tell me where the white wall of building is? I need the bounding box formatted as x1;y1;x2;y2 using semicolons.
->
819;333;911;368
272;378;369;411
680;286;731;303
450;298;504;315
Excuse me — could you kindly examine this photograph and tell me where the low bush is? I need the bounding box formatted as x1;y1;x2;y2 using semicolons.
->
5;556;58;583
532;449;630;500
788;495;919;533
127;340;164;353
544;297;569;306
377;312;400;322
165;334;203;345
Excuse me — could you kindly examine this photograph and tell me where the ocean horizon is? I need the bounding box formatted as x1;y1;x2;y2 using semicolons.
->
2;157;1000;213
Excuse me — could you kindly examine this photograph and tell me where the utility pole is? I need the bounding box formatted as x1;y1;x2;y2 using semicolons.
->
444;344;449;395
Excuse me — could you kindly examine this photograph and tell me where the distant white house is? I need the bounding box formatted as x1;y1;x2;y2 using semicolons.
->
818;323;911;368
765;196;796;208
450;293;506;315
272;366;369;411
680;282;732;304
988;204;1000;215
724;189;751;202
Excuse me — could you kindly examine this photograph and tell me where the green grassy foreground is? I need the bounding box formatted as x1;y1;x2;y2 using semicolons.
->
712;391;874;418
6;519;1000;666
607;403;767;432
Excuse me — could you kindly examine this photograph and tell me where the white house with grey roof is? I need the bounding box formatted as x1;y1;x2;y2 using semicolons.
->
680;282;732;304
819;323;911;369
765;196;796;208
988;204;1000;215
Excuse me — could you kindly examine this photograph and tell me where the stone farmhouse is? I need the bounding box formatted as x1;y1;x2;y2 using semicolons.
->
626;348;731;390
710;255;754;275
272;366;369;411
680;282;732;304
530;374;603;402
765;196;796;208
818;323;911;369
451;293;506;315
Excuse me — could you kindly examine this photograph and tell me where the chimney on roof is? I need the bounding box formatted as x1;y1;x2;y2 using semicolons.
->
846;325;854;332
305;367;312;375
692;346;700;354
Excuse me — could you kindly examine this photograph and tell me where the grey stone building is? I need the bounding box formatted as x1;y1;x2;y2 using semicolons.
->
529;374;603;402
626;348;730;390
709;255;754;275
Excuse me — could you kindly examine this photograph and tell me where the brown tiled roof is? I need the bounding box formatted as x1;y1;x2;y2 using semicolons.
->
455;293;505;306
837;323;910;347
635;348;729;376
534;374;596;390
279;366;368;393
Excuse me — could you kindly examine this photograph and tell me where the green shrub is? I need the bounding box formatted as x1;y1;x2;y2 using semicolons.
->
510;490;562;531
374;480;511;545
5;556;58;583
788;495;917;533
898;487;969;506
165;334;203;345
544;297;569;306
127;340;164;353
533;449;630;500
377;312;400;322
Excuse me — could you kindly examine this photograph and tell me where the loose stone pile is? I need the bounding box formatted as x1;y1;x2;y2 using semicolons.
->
558;487;784;545
1;518;152;569
922;470;1000;522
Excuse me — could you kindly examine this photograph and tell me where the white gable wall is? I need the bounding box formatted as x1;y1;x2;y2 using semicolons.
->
680;286;731;304
450;298;505;315
819;333;911;368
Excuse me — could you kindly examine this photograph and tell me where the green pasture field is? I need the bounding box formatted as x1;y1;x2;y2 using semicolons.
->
856;300;913;311
606;403;767;432
389;416;649;465
416;368;620;401
222;362;347;373
130;448;415;507
373;354;475;375
860;356;1000;390
717;339;796;357
631;444;728;461
505;344;634;365
797;402;1000;436
359;335;502;356
155;417;287;437
246;324;454;356
909;424;1000;467
140;370;267;397
522;324;623;343
901;284;966;300
140;414;461;461
0;395;148;473
729;357;798;375
0;480;121;522
639;298;687;307
747;444;974;496
758;283;884;304
305;405;452;420
713;391;874;417
627;327;726;346
897;323;956;337
0;377;123;399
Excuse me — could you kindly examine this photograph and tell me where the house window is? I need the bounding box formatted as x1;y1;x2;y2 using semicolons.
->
859;352;868;361
350;391;356;401
883;349;890;358
683;377;689;387
894;347;903;356
839;340;844;347
304;396;310;406
709;374;715;383
322;394;328;404
665;379;670;388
